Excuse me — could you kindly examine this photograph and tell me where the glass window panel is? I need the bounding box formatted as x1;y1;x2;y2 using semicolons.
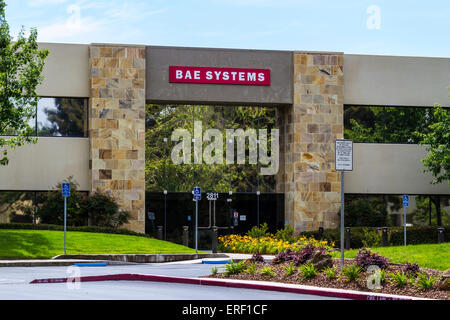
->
145;104;277;193
384;106;432;144
344;106;384;143
344;106;434;144
37;98;88;137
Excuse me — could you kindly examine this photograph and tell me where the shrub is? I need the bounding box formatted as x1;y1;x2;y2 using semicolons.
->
379;269;387;284
245;262;258;275
83;192;130;228
354;247;389;270
294;245;326;266
300;263;318;280
0;223;148;237
258;266;276;277
403;261;420;277
219;233;332;255
223;260;246;276
36;178;86;226
388;226;447;245
35;177;130;228
246;223;270;239
249;252;264;263
299;226;449;248
210;267;218;275
272;248;298;264
415;272;438;290
389;271;410;287
361;228;382;248
323;266;338;280
275;224;296;243
341;264;362;282
282;262;296;276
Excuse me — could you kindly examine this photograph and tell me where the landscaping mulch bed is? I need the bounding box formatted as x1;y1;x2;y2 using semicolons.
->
204;259;449;300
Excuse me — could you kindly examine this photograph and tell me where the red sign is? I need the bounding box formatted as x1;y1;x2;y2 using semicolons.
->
169;66;270;86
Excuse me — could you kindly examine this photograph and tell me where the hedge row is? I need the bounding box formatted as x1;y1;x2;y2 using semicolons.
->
0;223;150;238
300;226;448;248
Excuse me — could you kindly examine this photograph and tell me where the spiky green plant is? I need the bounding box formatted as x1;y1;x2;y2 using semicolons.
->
300;263;318;280
341;264;362;282
282;262;296;276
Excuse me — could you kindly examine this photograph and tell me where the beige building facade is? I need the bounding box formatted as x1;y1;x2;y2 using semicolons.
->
0;43;449;233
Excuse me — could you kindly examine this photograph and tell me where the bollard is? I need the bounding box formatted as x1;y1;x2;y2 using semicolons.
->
318;227;324;240
157;226;163;240
438;227;445;244
382;227;388;247
345;227;351;250
183;226;189;247
211;227;218;254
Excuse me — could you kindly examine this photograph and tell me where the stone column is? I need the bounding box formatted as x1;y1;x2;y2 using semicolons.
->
277;52;344;232
89;44;146;233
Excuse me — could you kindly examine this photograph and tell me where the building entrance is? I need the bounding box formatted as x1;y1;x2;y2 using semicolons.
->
145;191;284;249
145;104;282;249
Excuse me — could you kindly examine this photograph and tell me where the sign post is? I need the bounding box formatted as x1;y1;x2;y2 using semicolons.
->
335;139;353;269
193;187;201;253
61;183;70;255
403;195;409;246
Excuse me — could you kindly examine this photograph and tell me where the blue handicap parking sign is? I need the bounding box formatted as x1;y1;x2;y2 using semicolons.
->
193;187;201;200
62;183;71;197
403;195;409;207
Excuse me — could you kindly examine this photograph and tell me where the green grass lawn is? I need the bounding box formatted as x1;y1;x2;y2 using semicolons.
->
0;229;198;259
331;243;450;271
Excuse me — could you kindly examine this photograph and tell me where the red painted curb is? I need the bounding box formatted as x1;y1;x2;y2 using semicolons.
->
30;273;414;300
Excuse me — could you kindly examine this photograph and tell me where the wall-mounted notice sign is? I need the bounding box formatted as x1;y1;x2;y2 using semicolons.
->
169;66;271;86
335;139;353;171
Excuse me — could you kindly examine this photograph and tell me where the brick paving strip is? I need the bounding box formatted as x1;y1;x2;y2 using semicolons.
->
29;273;428;300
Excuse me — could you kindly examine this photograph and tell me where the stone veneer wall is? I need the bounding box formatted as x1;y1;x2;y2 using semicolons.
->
276;52;344;232
89;44;146;233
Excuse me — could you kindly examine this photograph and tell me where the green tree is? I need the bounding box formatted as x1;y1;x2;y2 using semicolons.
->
412;195;450;226
415;100;450;186
0;0;49;165
414;89;449;226
36;177;86;226
83;192;130;228
36;177;130;228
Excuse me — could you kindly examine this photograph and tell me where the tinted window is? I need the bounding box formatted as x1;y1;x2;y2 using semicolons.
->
37;98;88;137
344;106;434;143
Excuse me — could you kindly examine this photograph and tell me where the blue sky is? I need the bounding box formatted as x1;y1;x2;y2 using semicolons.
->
4;0;450;57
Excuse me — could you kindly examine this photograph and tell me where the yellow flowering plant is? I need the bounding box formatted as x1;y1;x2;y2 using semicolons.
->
218;232;334;255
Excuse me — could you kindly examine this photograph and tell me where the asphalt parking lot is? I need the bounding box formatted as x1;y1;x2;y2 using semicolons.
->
0;262;345;300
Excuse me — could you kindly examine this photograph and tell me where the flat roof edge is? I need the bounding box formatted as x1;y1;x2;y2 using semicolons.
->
293;50;344;55
146;44;293;54
90;43;146;48
344;53;450;59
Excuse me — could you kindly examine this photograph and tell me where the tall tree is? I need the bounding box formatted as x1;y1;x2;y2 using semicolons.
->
415;99;450;186
0;0;49;165
414;89;450;226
